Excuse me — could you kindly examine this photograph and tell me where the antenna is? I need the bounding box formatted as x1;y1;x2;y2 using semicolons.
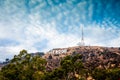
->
77;24;85;46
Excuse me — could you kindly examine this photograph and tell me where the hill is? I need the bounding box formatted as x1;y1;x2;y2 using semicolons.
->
43;46;120;71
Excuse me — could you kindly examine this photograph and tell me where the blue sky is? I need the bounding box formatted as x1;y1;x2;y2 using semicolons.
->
0;0;120;61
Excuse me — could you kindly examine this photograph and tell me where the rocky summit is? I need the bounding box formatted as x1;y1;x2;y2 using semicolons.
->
43;46;120;71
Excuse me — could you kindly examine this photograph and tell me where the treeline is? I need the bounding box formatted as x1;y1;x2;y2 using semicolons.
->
0;50;120;80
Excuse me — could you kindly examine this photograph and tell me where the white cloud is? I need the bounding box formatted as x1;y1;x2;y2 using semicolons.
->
0;0;120;61
0;15;120;61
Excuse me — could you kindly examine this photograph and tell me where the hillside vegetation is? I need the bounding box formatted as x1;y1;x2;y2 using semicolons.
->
0;47;120;80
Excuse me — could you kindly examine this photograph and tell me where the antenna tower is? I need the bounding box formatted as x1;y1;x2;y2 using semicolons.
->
77;24;85;46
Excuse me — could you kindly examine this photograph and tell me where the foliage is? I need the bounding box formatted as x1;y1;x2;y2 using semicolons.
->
91;68;120;80
0;50;120;80
0;50;46;80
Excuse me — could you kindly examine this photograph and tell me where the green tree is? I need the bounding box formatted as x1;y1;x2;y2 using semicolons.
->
44;68;65;80
1;50;47;80
60;54;85;80
91;68;107;80
106;68;120;80
91;68;120;80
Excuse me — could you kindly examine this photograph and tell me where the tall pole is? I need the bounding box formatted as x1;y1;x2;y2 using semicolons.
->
82;25;84;42
77;24;85;46
81;25;84;46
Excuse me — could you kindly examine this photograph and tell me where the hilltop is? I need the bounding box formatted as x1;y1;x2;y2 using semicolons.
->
43;46;120;71
1;46;120;80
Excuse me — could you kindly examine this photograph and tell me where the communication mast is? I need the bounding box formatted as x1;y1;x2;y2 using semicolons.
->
77;24;85;46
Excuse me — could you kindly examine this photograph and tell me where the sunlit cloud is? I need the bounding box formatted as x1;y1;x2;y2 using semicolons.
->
0;0;120;61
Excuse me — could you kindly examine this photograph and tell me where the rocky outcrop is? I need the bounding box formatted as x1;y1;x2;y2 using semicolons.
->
43;46;120;71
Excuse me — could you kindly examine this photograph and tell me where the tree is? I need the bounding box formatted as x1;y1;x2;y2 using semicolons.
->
106;68;120;80
91;68;107;80
44;54;85;80
1;49;47;80
60;54;85;80
44;68;65;80
91;68;120;80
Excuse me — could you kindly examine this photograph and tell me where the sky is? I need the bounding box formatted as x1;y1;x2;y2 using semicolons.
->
0;0;120;61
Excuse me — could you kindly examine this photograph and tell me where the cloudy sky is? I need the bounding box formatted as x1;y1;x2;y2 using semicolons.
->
0;0;120;61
